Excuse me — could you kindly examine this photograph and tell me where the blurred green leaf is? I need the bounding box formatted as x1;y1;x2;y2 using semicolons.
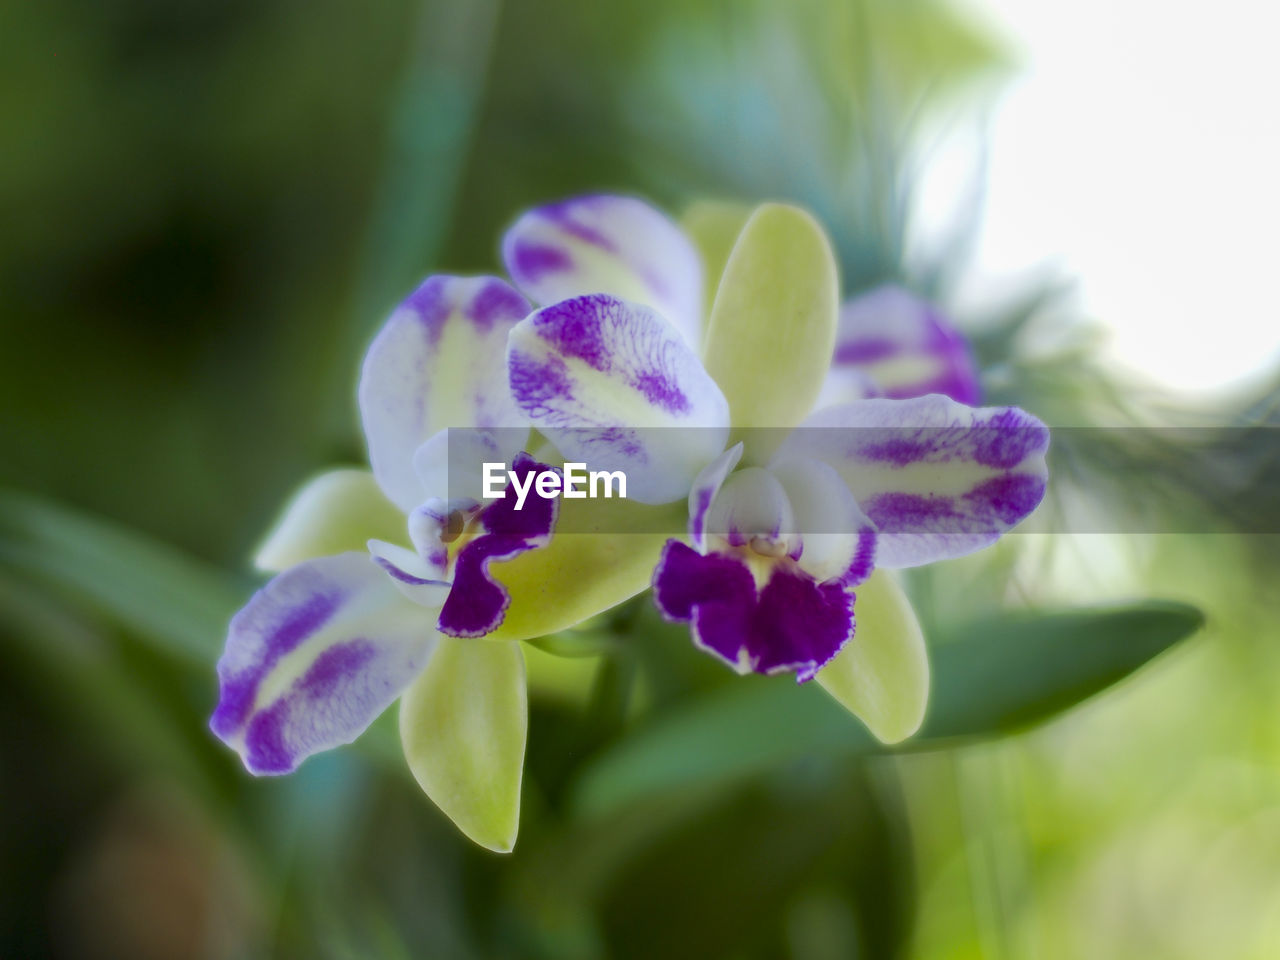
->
0;572;220;792
919;601;1204;739
0;489;244;664
571;601;1203;817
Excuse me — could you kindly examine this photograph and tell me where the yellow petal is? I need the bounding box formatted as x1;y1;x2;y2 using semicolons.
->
700;203;839;464
400;638;527;853
816;570;929;744
253;469;405;572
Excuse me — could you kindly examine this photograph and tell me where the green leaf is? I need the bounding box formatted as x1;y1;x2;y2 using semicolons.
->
570;601;1202;818
919;602;1205;740
816;571;928;744
0;571;220;793
700;203;838;464
400;637;527;853
0;489;243;663
253;468;406;572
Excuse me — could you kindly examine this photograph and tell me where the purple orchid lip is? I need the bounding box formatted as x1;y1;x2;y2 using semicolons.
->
436;453;560;638
652;540;854;682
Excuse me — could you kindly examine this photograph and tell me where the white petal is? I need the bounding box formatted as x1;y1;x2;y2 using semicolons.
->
775;395;1049;568
359;275;531;512
502;194;703;347
768;455;877;585
507;294;729;504
704;466;797;556
687;442;743;549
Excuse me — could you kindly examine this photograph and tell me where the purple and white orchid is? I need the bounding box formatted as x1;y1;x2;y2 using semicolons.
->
211;191;1049;851
502;201;1046;696
817;284;983;409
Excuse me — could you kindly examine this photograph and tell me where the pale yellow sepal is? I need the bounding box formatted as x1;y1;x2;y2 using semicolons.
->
253;469;406;573
400;637;527;853
681;199;753;322
700;203;839;464
816;570;929;744
485;496;685;642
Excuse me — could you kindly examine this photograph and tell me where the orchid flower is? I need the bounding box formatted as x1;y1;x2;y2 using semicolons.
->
211;197;709;851
211;276;563;850
817;284;982;408
499;197;1048;743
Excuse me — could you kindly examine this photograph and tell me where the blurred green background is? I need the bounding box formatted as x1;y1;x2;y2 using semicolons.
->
3;1;1278;957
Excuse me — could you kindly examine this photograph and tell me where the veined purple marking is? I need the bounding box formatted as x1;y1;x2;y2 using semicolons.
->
211;587;343;736
864;492;966;532
533;295;611;370
970;414;1050;469
300;638;377;700
838;525;878;587
630;368;690;414
540;196;619;253
404;276;453;346
242;639;378;774
962;473;1046;525
690;487;715;545
468;279;528;331
835;337;899;365
510;241;573;282
834;291;982;404
509;350;575;417
857;432;949;467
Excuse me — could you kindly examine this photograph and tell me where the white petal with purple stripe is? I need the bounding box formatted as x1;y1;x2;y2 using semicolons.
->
502;194;703;348
507;294;730;504
826;285;981;405
359;275;531;512
211;553;436;775
776;395;1049;568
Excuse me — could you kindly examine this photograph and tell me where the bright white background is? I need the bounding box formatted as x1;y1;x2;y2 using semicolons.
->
938;0;1280;397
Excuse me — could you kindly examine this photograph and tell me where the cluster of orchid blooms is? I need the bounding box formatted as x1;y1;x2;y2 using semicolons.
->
211;195;1048;851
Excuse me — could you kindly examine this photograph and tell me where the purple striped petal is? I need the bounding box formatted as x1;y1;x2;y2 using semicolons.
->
210;553;435;775
502;194;703;347
776;395;1049;568
652;541;854;681
437;453;559;638
769;456;878;586
359;276;531;512
825;286;980;405
507;294;730;504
